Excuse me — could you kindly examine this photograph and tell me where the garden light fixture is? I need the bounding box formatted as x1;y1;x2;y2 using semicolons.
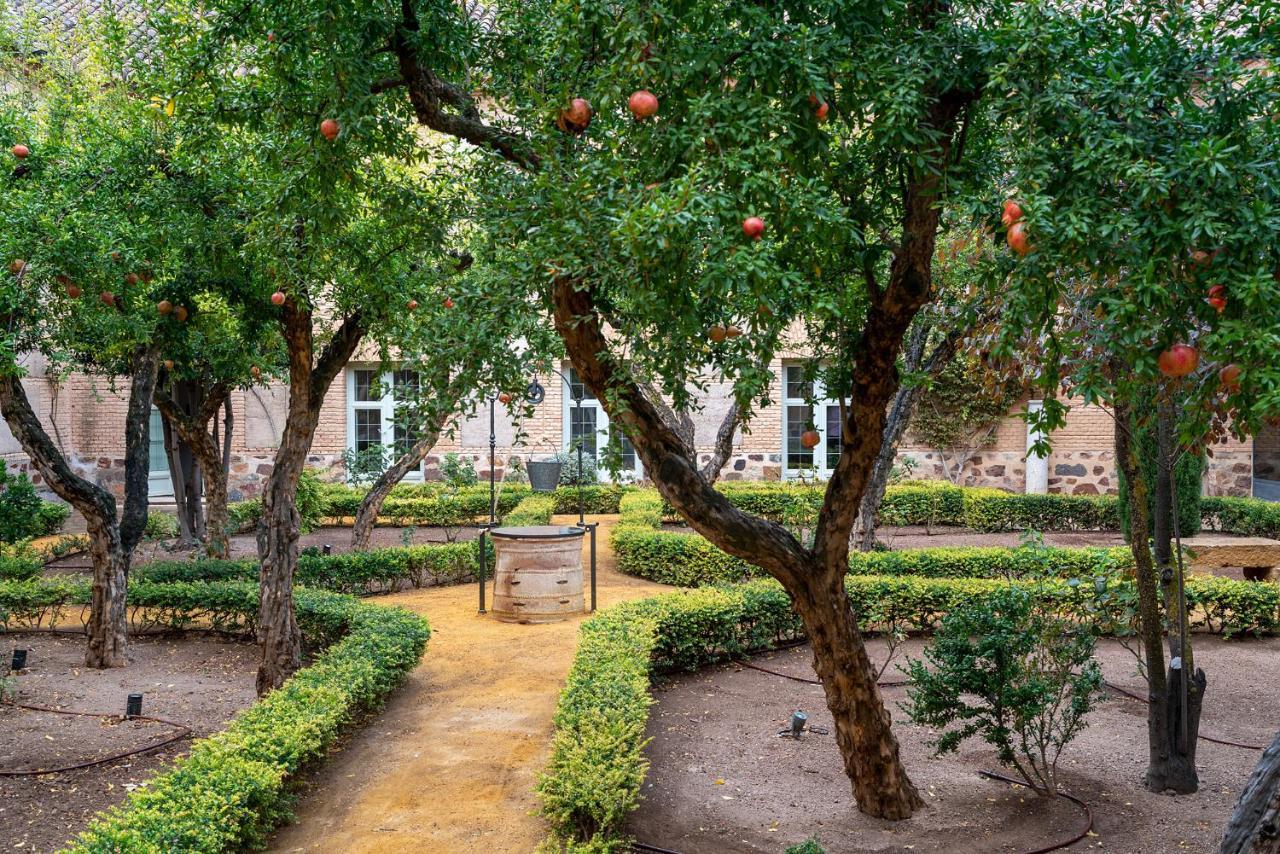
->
10;648;27;671
126;693;143;718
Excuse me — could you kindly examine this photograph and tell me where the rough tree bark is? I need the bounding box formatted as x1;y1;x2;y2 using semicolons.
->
154;378;233;558
1114;393;1203;793
255;300;365;695
1220;729;1280;854
0;344;158;668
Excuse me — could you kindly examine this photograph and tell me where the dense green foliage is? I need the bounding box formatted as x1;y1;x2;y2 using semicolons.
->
0;462;67;542
131;541;487;595
904;587;1104;795
0;541;42;581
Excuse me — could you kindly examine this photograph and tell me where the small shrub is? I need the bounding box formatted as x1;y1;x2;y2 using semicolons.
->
144;511;179;540
441;452;479;488
904;586;1104;796
557;449;598;485
786;839;826;854
341;444;393;487
296;468;325;532
0;461;66;542
505;494;555;526
0;540;42;581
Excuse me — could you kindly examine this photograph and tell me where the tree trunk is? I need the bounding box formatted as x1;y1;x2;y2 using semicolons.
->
162;411;198;545
0;343;157;669
255;303;366;695
84;513;129;667
154;381;233;559
793;565;924;818
1115;393;1202;793
853;383;922;551
552;278;927;820
351;424;443;550
1221;729;1280;854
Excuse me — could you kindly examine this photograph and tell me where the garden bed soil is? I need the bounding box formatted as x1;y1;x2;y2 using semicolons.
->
43;524;483;575
628;636;1280;854
0;633;258;852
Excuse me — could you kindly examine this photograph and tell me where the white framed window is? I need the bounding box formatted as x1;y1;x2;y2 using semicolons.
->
782;364;842;480
346;367;424;481
148;407;174;497
563;366;641;482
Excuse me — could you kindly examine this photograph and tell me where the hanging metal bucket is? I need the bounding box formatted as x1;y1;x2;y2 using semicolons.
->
527;460;563;493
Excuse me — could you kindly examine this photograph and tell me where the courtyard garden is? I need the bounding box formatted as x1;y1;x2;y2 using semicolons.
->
2;0;1280;852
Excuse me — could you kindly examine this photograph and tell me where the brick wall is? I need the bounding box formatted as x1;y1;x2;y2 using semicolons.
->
9;362;1261;501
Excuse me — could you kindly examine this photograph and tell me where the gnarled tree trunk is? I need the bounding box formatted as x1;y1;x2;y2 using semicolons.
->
255;301;365;695
1221;729;1280;854
154;378;233;558
0;344;158;668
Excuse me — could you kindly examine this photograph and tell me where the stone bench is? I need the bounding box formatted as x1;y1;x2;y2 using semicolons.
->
1182;536;1280;582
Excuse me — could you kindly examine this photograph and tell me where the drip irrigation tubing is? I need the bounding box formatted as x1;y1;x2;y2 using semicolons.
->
1102;680;1265;750
979;770;1094;854
0;699;192;777
732;657;908;688
737;663;1266;750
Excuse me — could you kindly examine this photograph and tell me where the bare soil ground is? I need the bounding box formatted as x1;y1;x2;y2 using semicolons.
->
0;633;258;852
628;636;1280;854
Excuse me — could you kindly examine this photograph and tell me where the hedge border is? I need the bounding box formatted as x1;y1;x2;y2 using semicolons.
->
0;578;429;853
539;568;1280;850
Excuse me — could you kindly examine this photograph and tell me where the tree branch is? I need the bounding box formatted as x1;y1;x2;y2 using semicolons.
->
551;278;811;584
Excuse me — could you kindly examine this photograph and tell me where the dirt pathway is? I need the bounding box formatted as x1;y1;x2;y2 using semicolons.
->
270;515;667;854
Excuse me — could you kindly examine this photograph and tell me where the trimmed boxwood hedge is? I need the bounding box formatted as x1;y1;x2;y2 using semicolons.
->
0;577;430;853
540;568;1280;850
538;582;801;851
132;541;487;595
503;493;557;526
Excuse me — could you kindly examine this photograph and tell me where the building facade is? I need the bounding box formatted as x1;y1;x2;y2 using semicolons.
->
2;350;1272;503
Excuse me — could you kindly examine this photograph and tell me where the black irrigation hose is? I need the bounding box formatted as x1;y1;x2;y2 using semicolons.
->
1102;680;1266;750
732;657;909;689
979;770;1094;854
633;843;685;854
0;699;192;777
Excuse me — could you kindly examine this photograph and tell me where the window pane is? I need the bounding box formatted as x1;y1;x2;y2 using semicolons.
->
786;405;813;468
611;426;637;472
569;405;598;457
355;408;383;450
785;366;813;401
826;405;842;470
392;369;419;400
394;421;420;455
149;408;168;471
567;367;596;401
353;370;379;402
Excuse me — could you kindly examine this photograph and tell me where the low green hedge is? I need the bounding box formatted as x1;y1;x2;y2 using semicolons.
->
539;568;1280;850
132;541;487;595
608;527;1278;637
1;579;432;853
959;488;1120;532
0;541;42;581
538;582;802;851
1201;496;1280;539
617;491;664;529
503;493;556;526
